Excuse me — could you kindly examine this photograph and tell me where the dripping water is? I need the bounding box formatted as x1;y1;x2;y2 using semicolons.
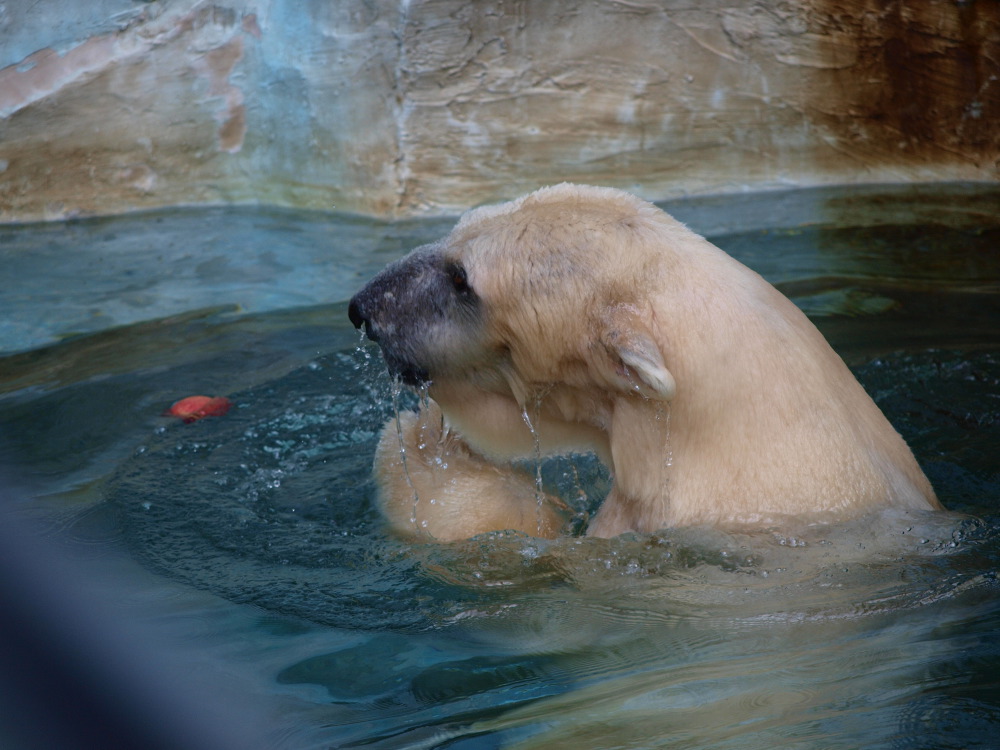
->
655;402;673;511
389;378;423;529
622;357;674;508
356;328;429;530
520;398;547;535
567;461;592;533
416;384;443;510
416;385;432;449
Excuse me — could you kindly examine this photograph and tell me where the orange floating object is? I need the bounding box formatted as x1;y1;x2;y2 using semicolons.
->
166;395;232;423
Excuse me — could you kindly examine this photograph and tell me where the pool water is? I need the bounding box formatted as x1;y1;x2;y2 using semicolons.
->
1;185;998;749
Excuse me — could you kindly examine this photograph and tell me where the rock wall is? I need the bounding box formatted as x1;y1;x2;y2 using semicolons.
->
1;0;997;221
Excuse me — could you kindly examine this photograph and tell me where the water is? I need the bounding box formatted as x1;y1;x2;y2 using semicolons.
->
1;185;998;748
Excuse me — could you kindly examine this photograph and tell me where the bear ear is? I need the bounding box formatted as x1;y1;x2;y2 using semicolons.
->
616;334;676;400
599;308;676;401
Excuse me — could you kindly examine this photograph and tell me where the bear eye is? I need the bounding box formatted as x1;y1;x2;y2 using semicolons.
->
448;264;471;295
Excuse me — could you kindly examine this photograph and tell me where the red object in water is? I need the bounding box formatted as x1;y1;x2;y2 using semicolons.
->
166;395;231;423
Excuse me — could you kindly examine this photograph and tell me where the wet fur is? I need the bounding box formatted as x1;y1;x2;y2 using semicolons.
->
351;184;941;540
374;400;566;541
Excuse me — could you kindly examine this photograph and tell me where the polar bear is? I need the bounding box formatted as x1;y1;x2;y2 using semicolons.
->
349;184;941;540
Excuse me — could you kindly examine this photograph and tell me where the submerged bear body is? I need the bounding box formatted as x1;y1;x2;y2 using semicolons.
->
349;184;940;540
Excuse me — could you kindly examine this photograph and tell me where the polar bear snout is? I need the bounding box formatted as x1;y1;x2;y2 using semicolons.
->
347;299;377;341
349;244;486;387
348;291;430;385
349;277;430;385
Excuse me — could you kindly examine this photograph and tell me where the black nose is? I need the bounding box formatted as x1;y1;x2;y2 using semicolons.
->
348;297;380;342
348;299;365;330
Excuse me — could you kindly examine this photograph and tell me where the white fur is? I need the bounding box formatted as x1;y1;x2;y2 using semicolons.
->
370;184;940;539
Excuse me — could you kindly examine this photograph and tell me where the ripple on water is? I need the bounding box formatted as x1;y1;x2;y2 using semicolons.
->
106;346;999;635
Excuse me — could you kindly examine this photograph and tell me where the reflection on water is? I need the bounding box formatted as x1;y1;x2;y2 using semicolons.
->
0;185;998;749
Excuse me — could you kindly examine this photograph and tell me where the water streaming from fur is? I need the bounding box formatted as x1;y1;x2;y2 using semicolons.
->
520;398;547;535
656;403;673;510
567;461;594;531
415;385;433;450
415;385;444;512
390;379;423;529
356;329;427;530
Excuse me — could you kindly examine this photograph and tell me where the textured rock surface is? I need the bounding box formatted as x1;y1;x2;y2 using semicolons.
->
1;0;997;220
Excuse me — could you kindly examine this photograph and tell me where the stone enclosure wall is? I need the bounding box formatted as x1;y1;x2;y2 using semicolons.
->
1;0;997;221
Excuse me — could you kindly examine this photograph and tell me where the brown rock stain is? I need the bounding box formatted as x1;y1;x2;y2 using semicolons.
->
0;37;118;117
194;35;247;153
823;0;1000;167
0;0;996;220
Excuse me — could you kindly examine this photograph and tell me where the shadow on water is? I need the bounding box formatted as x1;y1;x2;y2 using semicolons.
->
1;184;999;748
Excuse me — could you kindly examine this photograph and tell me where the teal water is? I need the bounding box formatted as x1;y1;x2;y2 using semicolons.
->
1;185;998;748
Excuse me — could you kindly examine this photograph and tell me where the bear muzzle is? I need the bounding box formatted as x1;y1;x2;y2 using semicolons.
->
348;295;432;387
350;243;485;389
347;298;377;341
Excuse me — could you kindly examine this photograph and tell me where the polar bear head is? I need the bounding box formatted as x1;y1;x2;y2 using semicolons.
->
348;184;677;409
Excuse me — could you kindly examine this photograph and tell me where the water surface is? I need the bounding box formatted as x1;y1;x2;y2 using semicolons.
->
1;185;998;749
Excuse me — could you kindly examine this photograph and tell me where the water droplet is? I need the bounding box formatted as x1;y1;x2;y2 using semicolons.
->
520;398;547;535
389;381;421;523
